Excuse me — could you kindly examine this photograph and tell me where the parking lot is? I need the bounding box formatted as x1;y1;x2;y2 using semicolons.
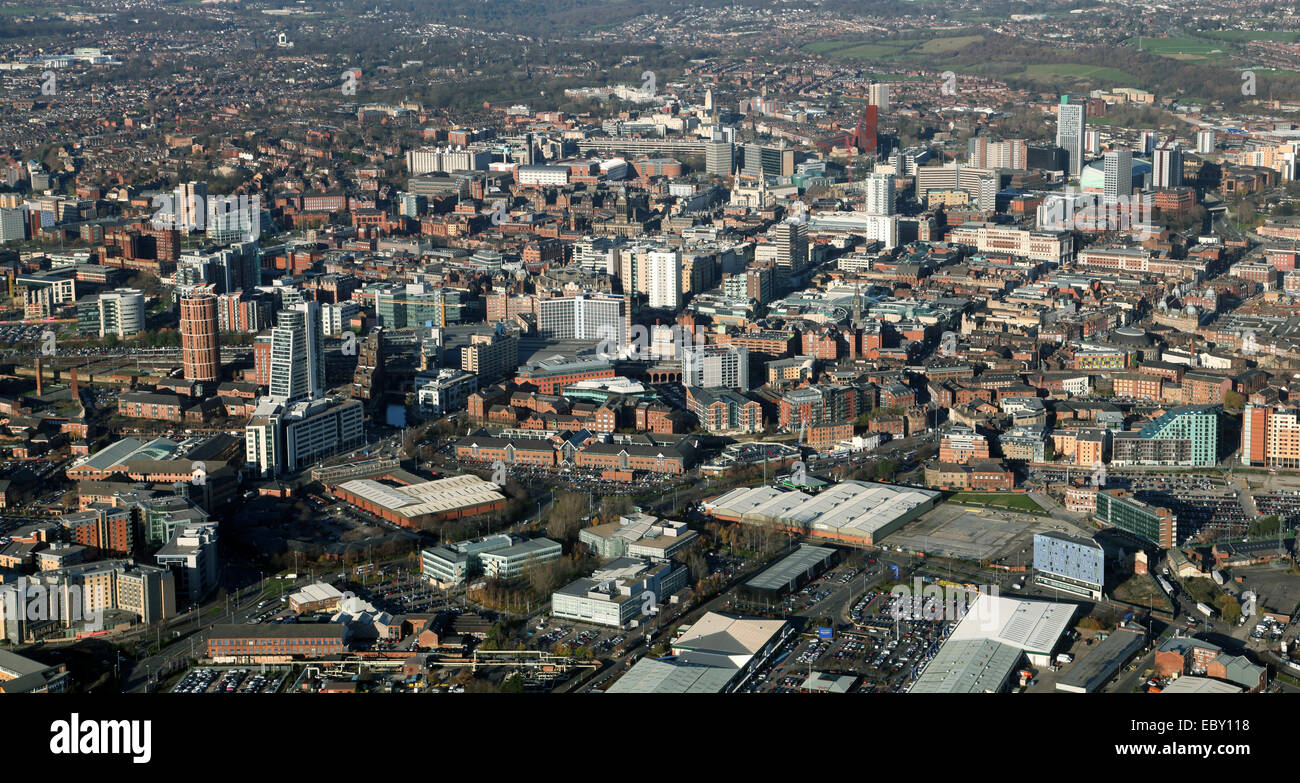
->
170;667;288;694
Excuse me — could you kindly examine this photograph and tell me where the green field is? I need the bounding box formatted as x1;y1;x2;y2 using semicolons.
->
803;34;982;62
917;34;984;54
1124;36;1228;57
1200;29;1300;43
947;493;1047;515
1017;63;1140;83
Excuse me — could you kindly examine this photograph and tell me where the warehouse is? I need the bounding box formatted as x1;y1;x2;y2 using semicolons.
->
744;544;838;595
702;480;941;547
1056;628;1145;693
330;474;507;529
909;594;1076;693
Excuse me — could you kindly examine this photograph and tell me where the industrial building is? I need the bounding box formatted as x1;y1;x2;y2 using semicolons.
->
909;594;1076;693
331;474;507;529
702;480;941;547
1056;628;1145;693
607;612;793;693
744;544;838;594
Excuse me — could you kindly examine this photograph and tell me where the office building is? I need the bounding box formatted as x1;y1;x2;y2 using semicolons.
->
1103;149;1133;204
1033;531;1104;600
95;288;144;338
551;557;690;629
537;293;627;344
461;331;519;383
579;514;698;561
706;138;734;176
154;523;220;604
1056;97;1086;177
245;396;365;477
1096;490;1177;549
269;302;325;403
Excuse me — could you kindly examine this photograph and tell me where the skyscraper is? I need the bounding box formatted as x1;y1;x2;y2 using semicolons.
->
868;82;890;114
180;289;220;386
1152;141;1183;189
269;301;324;402
1103;149;1133;204
1056;97;1086;177
646;250;683;310
1196;129;1215;155
863;173;896;216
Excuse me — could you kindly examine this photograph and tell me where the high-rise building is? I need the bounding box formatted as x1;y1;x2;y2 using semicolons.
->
868;82;890;114
1056;97;1086;177
1241;404;1300;468
180;289;220;386
968;137;1028;170
1196;129;1216;155
765;222;809;276
1152;141;1183;189
269;302;325;402
706;136;734;177
96;288;145;338
681;344;749;391
1139;130;1158;155
175;181;208;232
461;331;519;383
646;250;683;310
863;173;896;216
1103;149;1133;204
537;293;627;344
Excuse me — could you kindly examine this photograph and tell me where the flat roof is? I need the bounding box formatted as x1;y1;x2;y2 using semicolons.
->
705;480;940;539
338;474;505;519
909;637;1025;693
745;544;836;591
1057;628;1145;693
605;657;736;694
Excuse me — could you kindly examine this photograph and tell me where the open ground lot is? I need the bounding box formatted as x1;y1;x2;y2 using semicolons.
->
881;502;1070;562
1234;566;1300;619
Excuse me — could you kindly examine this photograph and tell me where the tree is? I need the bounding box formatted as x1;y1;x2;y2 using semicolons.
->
1223;390;1247;411
1248;515;1280;537
875;459;896;482
499;672;525;693
1216;594;1241;626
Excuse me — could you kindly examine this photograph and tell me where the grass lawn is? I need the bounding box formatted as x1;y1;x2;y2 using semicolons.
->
947;492;1046;515
1200;29;1300;43
916;34;984;54
807;41;909;60
1017;63;1141;83
1123;36;1228;57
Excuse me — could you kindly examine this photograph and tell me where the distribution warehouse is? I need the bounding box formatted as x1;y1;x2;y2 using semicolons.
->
701;480;941;546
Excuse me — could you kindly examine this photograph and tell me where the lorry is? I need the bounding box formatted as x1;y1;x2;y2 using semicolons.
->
1196;602;1214;618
